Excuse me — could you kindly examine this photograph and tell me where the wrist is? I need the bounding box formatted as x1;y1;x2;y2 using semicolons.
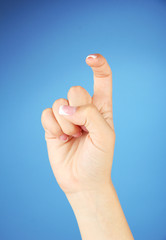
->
66;180;115;217
66;180;134;240
65;180;122;240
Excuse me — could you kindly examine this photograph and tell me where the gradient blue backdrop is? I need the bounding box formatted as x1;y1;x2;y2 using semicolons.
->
0;0;166;239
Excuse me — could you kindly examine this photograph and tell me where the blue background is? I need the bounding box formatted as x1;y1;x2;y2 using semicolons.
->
0;0;166;239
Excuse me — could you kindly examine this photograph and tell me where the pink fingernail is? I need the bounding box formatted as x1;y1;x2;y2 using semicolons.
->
59;105;76;116
59;134;69;142
86;54;97;60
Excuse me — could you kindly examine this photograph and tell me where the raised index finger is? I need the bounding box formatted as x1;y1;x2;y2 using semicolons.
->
85;53;113;109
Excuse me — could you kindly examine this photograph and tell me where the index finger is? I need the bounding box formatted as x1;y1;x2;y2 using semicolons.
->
85;53;112;108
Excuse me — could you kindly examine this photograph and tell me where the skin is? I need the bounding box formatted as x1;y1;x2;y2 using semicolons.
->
41;53;134;240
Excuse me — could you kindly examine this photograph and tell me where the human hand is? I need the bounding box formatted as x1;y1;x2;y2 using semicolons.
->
41;54;134;240
41;54;115;194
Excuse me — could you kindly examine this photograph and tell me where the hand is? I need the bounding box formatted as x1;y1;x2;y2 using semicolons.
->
41;54;134;240
41;54;115;194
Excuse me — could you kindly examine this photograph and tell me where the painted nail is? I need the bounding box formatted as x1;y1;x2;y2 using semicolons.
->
59;134;69;142
72;131;82;138
59;105;76;116
86;54;97;59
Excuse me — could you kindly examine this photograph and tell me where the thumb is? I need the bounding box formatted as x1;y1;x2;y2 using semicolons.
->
59;104;115;150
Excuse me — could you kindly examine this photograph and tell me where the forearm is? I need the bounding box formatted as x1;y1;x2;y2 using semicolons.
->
66;181;134;240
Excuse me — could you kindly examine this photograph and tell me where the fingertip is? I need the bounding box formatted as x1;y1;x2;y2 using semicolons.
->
85;54;98;64
85;53;105;67
72;131;83;138
59;133;69;142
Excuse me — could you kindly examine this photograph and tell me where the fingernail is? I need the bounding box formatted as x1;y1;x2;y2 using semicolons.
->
59;105;76;116
59;134;69;142
86;54;97;60
72;131;82;138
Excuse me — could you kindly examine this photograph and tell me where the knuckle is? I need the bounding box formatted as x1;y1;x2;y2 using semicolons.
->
67;86;83;97
52;98;67;111
41;108;51;125
41;108;64;137
93;55;112;78
94;67;112;78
